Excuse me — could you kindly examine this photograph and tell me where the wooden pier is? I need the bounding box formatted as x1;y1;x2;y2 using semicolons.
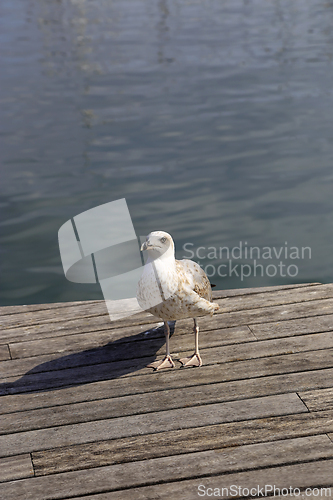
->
0;283;333;499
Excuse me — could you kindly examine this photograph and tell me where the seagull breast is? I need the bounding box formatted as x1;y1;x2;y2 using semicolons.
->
137;231;219;321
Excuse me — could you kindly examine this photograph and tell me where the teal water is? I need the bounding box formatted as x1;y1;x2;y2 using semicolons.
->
1;0;333;306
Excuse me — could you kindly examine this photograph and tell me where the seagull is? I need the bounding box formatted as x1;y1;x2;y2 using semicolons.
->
136;231;219;370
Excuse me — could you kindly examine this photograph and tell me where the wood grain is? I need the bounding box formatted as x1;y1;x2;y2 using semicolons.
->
0;346;10;361
0;455;34;483
0;282;319;317
299;387;333;412
251;313;333;340
7;325;254;360
1;330;332;400
212;282;321;299
0;343;332;416
0;393;307;458
0;283;329;332
32;410;333;476
215;283;333;313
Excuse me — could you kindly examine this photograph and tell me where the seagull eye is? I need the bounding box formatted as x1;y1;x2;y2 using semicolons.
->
160;237;166;243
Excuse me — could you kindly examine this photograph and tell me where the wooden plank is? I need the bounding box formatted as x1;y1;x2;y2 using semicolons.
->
0;283;319;318
0;315;155;345
212;282;321;299
0;436;332;499
298;388;333;412
0;455;34;483
68;492;333;500
2;350;333;416
2;339;333;417
2;294;333;352
7;325;254;360
30;434;333;485
2;339;333;407
0;315;126;345
0;286;331;354
0;372;309;435
0;346;10;361
201;297;333;330
0;393;307;457
5;322;333;369
0;301;109;329
0;309;251;345
2;285;323;352
68;460;333;500
279;496;333;500
0;300;101;316
0;303;156;332
251;313;333;340
3;328;333;382
1;329;333;401
0;283;328;332
216;283;333;314
32;410;333;476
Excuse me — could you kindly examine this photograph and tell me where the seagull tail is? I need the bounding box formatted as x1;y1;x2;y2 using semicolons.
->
209;302;219;316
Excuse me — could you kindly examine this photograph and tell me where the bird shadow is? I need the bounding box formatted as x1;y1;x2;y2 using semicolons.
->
0;322;176;396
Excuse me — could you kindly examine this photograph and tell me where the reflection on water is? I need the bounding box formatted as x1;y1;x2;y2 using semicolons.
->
1;0;333;305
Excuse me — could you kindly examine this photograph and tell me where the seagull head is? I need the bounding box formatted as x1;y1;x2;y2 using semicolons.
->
140;231;175;259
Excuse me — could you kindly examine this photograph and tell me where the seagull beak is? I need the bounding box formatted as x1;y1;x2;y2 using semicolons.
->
141;241;149;251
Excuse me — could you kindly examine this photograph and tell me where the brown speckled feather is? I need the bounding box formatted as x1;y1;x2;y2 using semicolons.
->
175;259;212;302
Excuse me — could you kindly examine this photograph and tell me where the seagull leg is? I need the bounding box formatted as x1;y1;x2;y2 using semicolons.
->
179;318;202;367
147;321;175;370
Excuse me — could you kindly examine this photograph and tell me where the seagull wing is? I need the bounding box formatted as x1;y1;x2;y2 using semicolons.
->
176;259;213;302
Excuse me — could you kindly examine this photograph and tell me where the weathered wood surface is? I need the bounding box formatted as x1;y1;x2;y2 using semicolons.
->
0;455;34;483
0;282;333;498
0;345;10;361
